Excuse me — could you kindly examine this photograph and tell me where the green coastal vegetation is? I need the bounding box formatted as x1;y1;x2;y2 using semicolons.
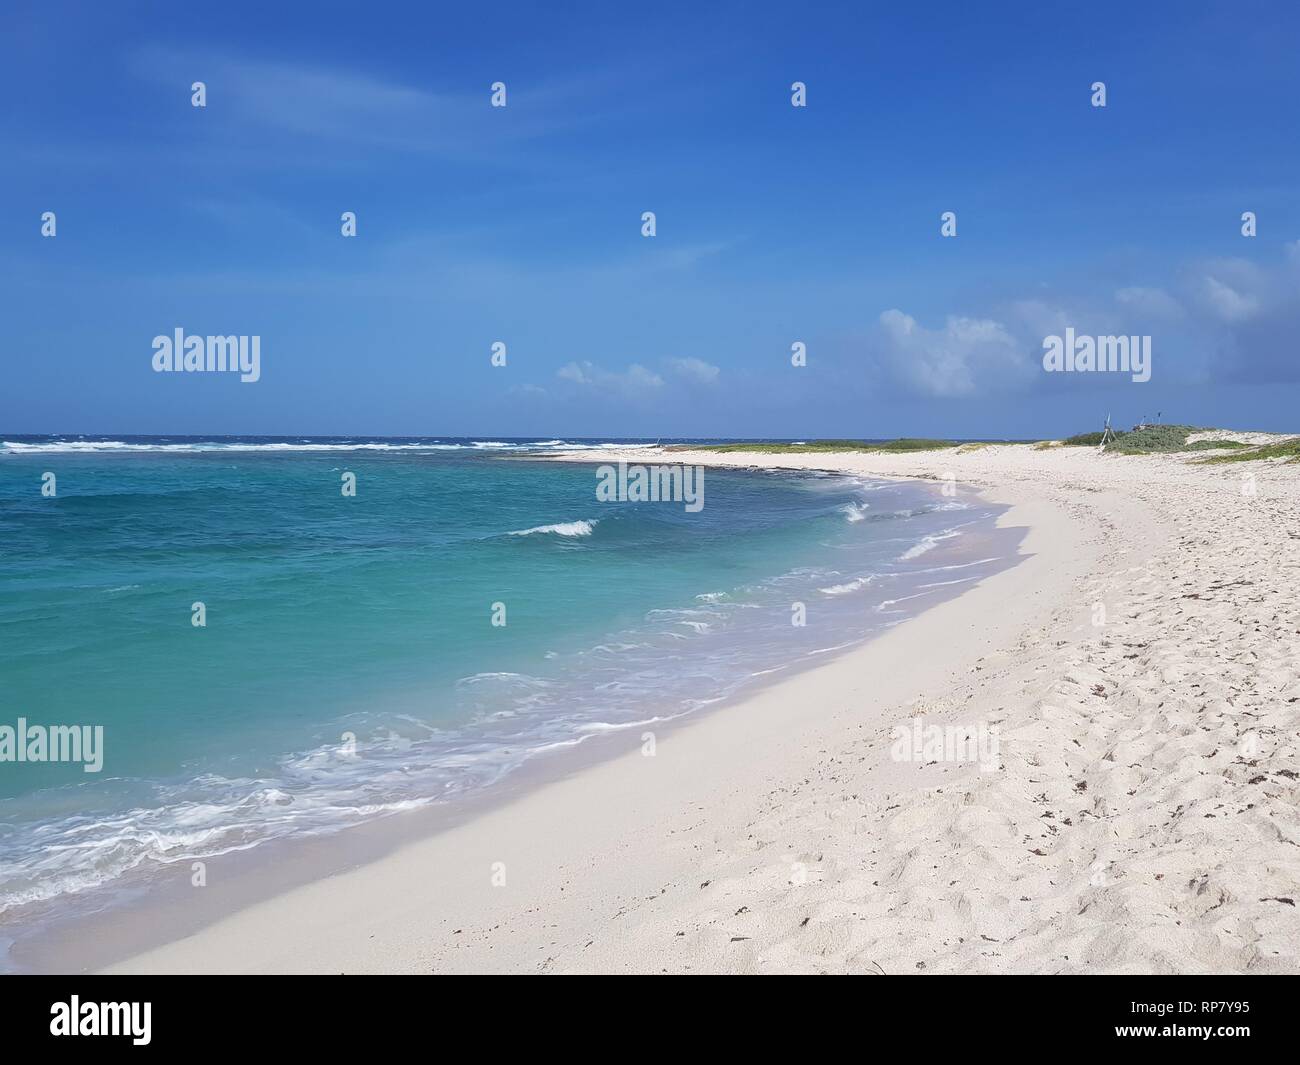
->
1196;437;1300;463
1061;424;1296;461
1183;439;1250;451
681;428;1298;462
1060;424;1225;452
1110;424;1200;453
676;438;959;454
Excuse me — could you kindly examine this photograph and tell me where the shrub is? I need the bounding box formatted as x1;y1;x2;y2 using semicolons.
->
1061;430;1126;447
1112;424;1200;453
1199;438;1300;463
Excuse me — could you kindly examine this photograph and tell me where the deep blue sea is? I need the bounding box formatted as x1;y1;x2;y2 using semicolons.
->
0;436;1013;933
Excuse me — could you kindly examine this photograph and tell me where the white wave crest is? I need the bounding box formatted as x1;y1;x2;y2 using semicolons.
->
508;520;597;538
898;530;961;560
819;575;875;596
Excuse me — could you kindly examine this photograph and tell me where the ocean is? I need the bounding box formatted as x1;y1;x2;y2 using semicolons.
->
0;436;1016;950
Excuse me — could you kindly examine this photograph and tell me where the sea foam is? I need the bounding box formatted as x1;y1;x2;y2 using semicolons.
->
507;520;597;537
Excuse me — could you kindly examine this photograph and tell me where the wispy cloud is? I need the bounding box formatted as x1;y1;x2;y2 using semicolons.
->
557;360;664;396
666;357;720;384
1199;275;1259;322
1115;286;1184;320
131;48;606;161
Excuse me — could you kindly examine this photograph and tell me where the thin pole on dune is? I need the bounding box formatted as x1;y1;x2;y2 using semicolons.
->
1098;413;1115;453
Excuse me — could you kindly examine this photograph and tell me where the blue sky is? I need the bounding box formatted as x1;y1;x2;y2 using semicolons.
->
3;0;1300;438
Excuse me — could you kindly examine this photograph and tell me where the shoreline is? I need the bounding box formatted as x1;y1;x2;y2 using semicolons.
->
23;442;1300;973
80;455;1096;973
10;467;1021;974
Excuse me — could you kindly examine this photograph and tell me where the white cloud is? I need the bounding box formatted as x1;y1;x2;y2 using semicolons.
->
859;246;1300;397
509;383;549;398
1200;276;1259;322
1115;286;1185;319
666;357;720;384
556;362;593;385
876;310;1030;397
1006;299;1075;339
556;361;663;394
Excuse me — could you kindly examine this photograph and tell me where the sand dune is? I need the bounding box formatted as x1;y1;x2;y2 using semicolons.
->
558;442;1300;973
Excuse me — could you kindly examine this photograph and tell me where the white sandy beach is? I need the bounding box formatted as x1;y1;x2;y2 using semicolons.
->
101;441;1300;974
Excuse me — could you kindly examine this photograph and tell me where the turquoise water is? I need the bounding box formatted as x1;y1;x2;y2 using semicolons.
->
0;437;1012;923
